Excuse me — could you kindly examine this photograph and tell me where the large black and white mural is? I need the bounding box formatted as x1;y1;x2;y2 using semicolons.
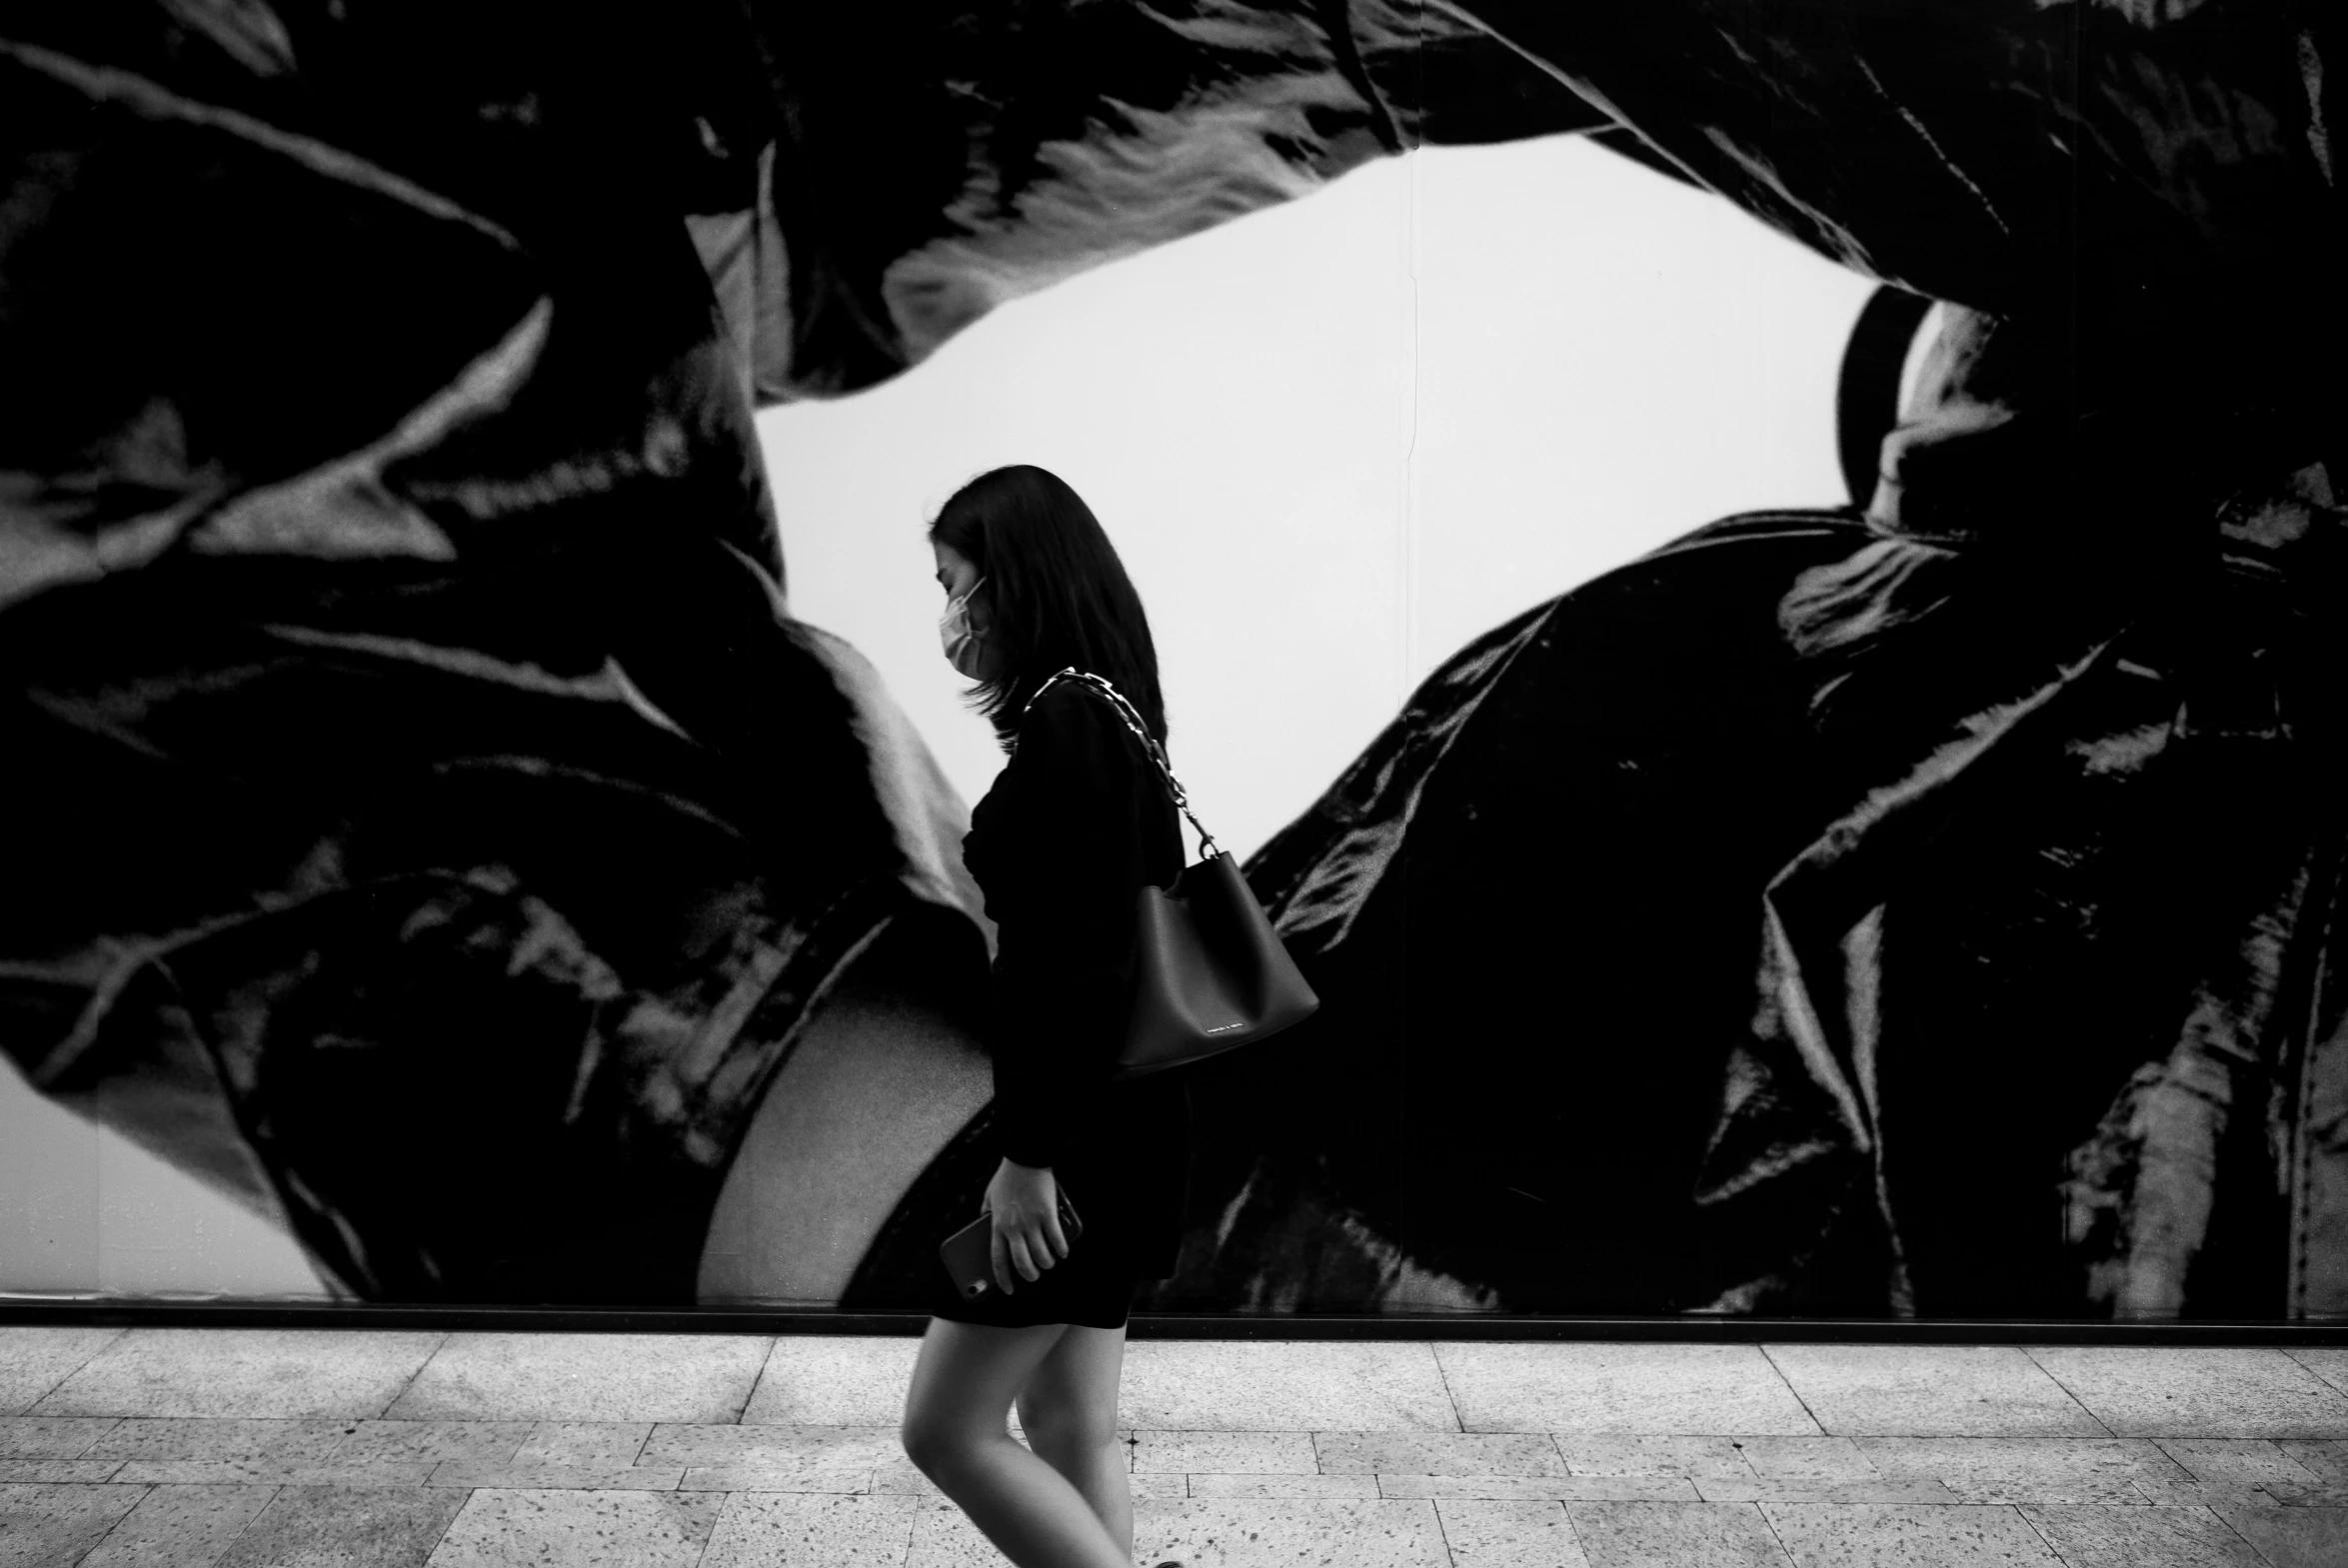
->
3;2;2342;1320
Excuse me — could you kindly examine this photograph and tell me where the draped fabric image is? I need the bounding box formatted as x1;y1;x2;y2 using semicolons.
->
2;2;2342;1317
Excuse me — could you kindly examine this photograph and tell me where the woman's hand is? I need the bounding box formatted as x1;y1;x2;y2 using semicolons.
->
984;1158;1072;1295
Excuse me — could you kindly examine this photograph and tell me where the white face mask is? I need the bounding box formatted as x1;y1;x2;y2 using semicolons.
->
939;576;998;680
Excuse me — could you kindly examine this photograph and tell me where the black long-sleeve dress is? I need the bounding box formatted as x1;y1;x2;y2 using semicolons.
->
937;677;1191;1328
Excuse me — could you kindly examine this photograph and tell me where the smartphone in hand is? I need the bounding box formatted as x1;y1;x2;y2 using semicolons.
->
939;1186;1084;1300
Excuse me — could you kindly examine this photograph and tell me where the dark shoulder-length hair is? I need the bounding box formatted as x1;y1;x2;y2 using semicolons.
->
928;465;1167;751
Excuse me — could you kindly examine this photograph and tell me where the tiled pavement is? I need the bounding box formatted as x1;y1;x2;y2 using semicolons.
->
3;1330;2347;1565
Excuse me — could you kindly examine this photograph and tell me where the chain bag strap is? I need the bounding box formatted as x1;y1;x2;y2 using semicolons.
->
1025;668;1220;858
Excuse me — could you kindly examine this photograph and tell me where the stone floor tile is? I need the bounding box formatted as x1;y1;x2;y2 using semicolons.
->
2018;1503;2267;1568
873;1457;943;1496
1734;1438;1880;1485
2209;1504;2348;1568
0;1329;123;1416
2287;1348;2348;1399
1189;1472;1381;1498
424;1488;721;1567
656;1422;893;1492
1434;1498;1592;1568
34;1331;443;1421
2150;1437;2324;1486
1855;1438;2188;1504
79;1484;279;1568
878;1455;1169;1502
511;1421;653;1466
335;1421;532;1466
2025;1347;2348;1439
0;1481;145;1567
29;1332;2348;1568
1314;1431;1561;1477
1694;1480;1960;1505
1563;1500;1791;1567
1129;1497;1452;1567
214;1485;466;1568
877;1447;1176;1499
743;1338;920;1427
678;1462;874;1492
0;1460;120;1482
429;1462;686;1490
388;1334;768;1425
2131;1480;2284;1507
1383;1475;1697;1501
0;1418;117;1460
700;1491;922;1568
110;1459;440;1487
1124;1343;1457;1432
1136;1430;1315;1474
2277;1440;2348;1483
1759;1502;2060;1566
640;1423;900;1468
903;1496;1004;1567
1439;1345;1819;1437
1763;1346;2103;1439
86;1419;351;1463
1557;1437;1754;1478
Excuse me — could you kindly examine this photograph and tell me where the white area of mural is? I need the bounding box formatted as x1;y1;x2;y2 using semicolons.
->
769;136;1873;862
0;1055;330;1298
1;135;1875;1299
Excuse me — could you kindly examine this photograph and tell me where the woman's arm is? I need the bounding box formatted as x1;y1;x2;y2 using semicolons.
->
969;685;1142;1284
981;688;1139;1156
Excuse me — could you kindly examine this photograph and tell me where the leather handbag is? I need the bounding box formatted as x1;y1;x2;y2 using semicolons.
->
1028;669;1319;1078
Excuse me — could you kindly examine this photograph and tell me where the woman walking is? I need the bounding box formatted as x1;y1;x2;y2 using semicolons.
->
900;466;1189;1568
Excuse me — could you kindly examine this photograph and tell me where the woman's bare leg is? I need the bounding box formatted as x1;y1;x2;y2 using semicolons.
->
901;1318;1135;1568
1017;1325;1133;1556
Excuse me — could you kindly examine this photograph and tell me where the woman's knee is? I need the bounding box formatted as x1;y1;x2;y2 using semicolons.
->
1017;1397;1119;1463
902;1319;1070;1476
900;1397;973;1476
903;1393;1020;1480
